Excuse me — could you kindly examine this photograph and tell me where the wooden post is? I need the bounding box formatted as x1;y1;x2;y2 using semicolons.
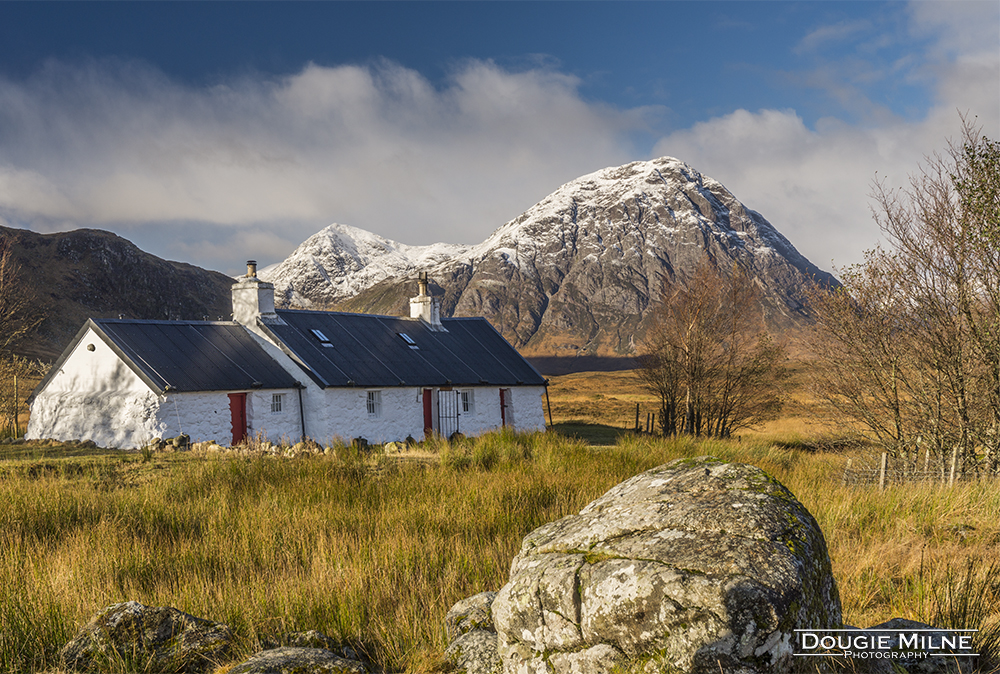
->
544;385;554;428
842;458;853;486
949;446;958;487
924;447;930;479
13;374;18;438
635;403;640;432
879;452;888;491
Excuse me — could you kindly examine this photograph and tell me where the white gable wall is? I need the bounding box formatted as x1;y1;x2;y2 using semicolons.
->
27;327;164;448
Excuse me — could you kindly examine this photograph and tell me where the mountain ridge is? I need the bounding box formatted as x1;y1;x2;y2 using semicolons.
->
263;156;837;357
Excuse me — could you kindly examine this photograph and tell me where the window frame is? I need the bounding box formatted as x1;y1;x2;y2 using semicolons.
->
366;390;382;418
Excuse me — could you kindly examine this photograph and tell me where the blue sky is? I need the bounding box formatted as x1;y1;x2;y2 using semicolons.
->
0;1;997;275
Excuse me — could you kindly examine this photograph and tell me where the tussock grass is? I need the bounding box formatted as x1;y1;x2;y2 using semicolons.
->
2;431;1000;672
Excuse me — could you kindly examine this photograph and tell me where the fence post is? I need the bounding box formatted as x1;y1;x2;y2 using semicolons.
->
842;458;853;487
13;374;18;438
879;453;888;491
924;447;930;478
635;403;640;432
949;446;958;487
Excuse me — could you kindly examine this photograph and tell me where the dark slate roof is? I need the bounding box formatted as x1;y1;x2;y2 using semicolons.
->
34;319;300;398
260;310;546;388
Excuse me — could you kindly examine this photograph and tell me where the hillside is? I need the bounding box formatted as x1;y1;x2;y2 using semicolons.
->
1;226;235;360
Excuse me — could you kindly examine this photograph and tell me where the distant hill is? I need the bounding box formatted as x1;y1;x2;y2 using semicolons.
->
262;157;838;359
1;226;235;360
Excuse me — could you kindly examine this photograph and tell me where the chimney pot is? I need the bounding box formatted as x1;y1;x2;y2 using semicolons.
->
247;260;257;277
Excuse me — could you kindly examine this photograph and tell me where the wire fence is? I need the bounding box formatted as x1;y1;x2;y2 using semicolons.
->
841;448;996;488
0;357;48;439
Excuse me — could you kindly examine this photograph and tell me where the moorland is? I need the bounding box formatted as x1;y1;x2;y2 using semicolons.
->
2;366;999;673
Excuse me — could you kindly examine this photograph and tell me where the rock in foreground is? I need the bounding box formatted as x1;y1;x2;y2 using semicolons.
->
492;456;841;673
228;646;368;674
59;601;233;673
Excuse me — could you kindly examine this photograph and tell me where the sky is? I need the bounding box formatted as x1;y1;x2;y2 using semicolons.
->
0;1;997;276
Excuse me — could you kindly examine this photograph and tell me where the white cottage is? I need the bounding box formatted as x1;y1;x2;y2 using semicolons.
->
27;265;547;448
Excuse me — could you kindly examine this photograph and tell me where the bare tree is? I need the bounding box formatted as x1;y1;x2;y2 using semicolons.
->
637;258;786;438
0;235;44;357
809;120;1000;473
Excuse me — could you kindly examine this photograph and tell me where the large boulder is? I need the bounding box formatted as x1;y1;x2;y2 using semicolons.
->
492;456;841;674
59;601;233;673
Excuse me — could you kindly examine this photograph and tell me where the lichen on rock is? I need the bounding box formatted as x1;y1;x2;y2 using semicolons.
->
492;456;841;674
59;600;233;673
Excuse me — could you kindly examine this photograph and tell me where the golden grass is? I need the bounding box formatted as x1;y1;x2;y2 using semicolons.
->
4;366;999;672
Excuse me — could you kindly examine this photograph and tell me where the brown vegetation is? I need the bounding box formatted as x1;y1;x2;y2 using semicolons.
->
808;122;1000;476
636;259;786;437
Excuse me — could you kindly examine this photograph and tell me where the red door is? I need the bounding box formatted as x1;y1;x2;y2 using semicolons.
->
229;393;247;445
423;389;433;438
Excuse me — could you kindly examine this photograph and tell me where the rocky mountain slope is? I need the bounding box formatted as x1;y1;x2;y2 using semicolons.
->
265;157;837;359
1;226;235;360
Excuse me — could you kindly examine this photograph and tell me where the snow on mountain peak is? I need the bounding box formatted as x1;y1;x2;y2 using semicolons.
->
260;223;470;307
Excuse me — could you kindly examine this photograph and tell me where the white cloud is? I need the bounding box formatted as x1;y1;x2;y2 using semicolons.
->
651;1;999;271
794;19;872;55
0;59;643;272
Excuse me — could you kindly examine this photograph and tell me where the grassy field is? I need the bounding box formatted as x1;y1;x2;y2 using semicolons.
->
2;369;999;672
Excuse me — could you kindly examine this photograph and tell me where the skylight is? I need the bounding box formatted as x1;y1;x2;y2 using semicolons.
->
397;333;419;350
310;329;331;343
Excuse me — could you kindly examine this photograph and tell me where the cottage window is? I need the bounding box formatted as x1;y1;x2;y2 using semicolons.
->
460;389;474;413
397;333;419;349
271;393;283;413
310;329;334;347
367;390;382;418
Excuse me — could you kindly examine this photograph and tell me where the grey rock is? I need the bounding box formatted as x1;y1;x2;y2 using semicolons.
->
59;600;233;673
445;630;502;674
853;619;976;674
263;630;359;662
492;456;841;674
446;591;498;641
228;647;368;674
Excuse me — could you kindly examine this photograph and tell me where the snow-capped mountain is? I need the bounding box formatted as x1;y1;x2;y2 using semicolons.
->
260;224;470;308
267;157;837;356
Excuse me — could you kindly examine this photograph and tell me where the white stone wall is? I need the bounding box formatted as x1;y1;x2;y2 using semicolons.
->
453;387;502;436
322;387;425;445
249;389;304;444
155;389;302;446
27;328;163;448
27;389;164;449
314;385;546;443
507;386;547;432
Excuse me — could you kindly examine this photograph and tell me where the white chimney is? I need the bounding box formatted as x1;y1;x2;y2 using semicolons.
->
410;272;446;331
232;259;277;325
